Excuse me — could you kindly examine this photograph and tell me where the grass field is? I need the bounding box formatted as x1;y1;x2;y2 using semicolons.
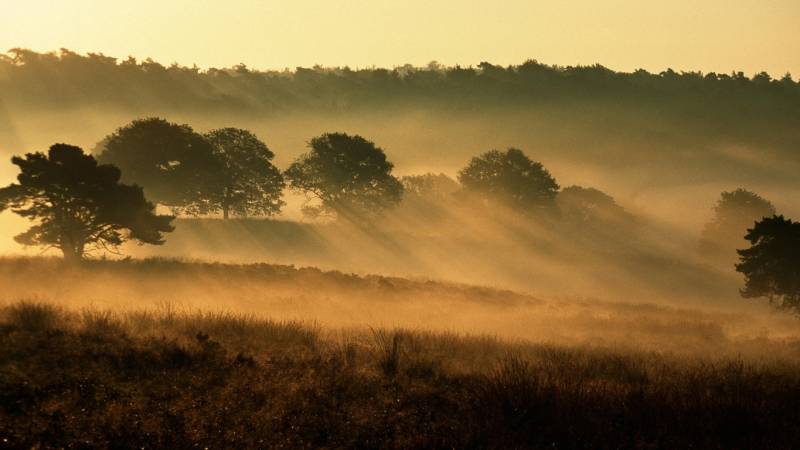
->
1;258;800;448
2;301;800;449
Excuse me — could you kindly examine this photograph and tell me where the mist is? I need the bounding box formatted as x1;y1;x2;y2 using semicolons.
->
1;50;798;320
1;111;797;307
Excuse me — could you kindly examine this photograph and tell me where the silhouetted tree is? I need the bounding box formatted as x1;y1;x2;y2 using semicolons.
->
557;185;631;225
736;215;800;313
458;148;559;212
700;188;776;256
0;144;174;262
204;128;285;219
284;133;403;219
96;118;225;214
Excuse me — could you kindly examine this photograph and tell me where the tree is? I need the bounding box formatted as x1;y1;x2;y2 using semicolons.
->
458;148;559;211
284;132;403;219
700;188;776;256
401;173;459;199
204;128;285;219
0;144;174;262
95;118;225;214
557;185;631;225
735;215;800;313
398;173;460;223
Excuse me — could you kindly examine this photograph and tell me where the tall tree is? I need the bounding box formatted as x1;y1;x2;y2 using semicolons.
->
458;148;559;211
0;144;174;262
204;128;285;219
736;215;800;313
95;118;225;214
284;132;403;219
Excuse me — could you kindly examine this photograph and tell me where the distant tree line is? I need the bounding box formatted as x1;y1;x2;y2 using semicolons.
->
1;49;798;118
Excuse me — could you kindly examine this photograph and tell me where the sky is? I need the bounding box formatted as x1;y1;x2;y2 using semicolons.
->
1;0;799;76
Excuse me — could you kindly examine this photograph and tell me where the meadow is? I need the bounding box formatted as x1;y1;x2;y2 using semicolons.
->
2;258;800;448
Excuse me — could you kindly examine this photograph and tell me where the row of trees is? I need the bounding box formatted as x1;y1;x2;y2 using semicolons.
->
0;117;630;262
98;118;783;239
98;120;285;219
4;116;781;251
94;118;589;221
0;119;797;315
96;118;406;220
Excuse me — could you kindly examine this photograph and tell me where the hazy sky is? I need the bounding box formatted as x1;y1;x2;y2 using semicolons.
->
2;0;799;76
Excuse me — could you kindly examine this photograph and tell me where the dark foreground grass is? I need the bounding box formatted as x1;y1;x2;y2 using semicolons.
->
1;302;800;449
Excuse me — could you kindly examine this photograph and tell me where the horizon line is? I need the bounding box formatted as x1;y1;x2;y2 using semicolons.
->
4;47;794;81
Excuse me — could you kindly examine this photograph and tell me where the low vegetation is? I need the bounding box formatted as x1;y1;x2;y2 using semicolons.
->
0;256;798;357
2;301;800;449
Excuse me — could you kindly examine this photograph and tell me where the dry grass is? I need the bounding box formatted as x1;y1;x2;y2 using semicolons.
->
2;301;800;449
0;256;799;362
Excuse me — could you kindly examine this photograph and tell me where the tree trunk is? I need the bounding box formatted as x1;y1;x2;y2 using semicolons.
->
223;189;230;220
60;232;84;263
61;245;82;263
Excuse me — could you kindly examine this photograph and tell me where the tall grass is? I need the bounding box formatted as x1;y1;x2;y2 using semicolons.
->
2;301;800;448
1;256;799;362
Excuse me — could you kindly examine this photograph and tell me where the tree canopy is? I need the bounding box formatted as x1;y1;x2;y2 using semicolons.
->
400;173;460;199
284;133;403;219
2;49;798;116
204;128;285;219
458;148;559;211
557;185;631;225
96;118;225;214
735;215;800;313
0;144;174;261
700;188;776;255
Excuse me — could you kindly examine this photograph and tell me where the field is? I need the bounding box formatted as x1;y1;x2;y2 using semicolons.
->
2;258;800;448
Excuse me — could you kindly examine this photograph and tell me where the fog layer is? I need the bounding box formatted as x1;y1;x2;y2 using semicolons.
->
1;51;798;310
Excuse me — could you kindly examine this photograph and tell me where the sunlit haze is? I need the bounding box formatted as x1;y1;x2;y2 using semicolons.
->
2;2;800;447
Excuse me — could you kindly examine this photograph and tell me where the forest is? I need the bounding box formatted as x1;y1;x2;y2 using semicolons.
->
2;48;799;114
